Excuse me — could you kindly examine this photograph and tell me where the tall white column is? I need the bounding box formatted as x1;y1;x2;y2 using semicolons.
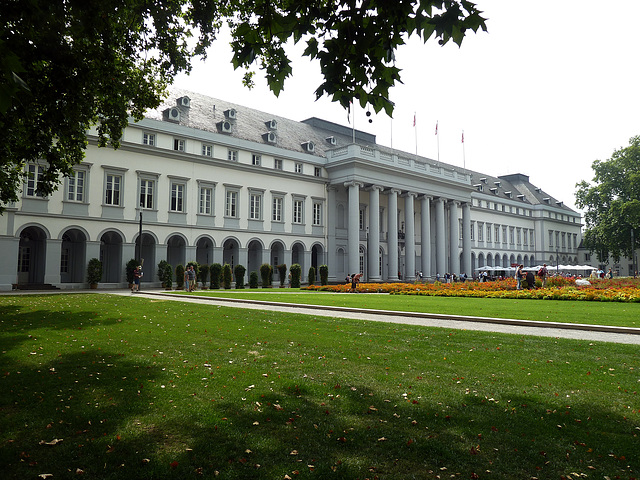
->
368;185;383;282
345;181;363;276
327;186;338;281
435;197;446;277
449;200;460;275
404;192;416;281
420;195;431;278
387;189;400;281
462;202;472;275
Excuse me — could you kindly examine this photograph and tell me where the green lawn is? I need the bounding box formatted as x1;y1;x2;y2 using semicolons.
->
172;289;640;328
1;293;638;479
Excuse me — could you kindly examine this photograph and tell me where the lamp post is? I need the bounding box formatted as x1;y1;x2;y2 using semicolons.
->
556;245;559;276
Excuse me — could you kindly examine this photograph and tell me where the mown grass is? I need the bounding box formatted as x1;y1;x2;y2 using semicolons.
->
174;289;640;328
0;293;638;480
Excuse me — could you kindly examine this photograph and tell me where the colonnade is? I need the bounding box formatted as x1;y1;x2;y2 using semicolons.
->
340;182;472;281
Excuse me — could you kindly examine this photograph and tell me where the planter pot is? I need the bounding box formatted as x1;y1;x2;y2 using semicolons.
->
90;284;98;289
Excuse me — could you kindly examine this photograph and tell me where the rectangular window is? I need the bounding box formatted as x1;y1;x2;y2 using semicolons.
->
495;225;500;243
67;170;85;202
250;193;262;220
60;248;69;274
174;139;186;151
105;174;121;206
556;231;560;248
228;149;238;162
562;233;566;248
252;154;261;166
294;162;303;174
293;199;303;224
199;186;212;215
359;208;365;230
523;228;528;245
477;222;482;241
530;230;534;246
274;159;283;170
140;179;155;209
502;226;507;244
486;224;492;243
313;202;322;226
314;167;321;177
143;132;156;146
202;144;213;157
509;227;515;244
225;190;238;217
549;230;554;247
25;164;45;197
272;197;283;222
170;183;185;212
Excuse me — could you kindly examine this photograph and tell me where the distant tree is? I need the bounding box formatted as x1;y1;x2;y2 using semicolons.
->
575;135;640;262
260;263;273;287
1;0;486;212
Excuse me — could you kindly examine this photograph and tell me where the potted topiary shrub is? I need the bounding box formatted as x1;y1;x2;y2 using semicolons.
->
277;264;287;287
175;264;185;290
260;263;272;288
87;258;103;289
234;264;246;289
308;266;316;286
199;264;210;290
249;271;259;289
290;263;301;288
319;265;329;286
222;263;232;289
210;263;222;289
126;258;138;289
157;260;172;289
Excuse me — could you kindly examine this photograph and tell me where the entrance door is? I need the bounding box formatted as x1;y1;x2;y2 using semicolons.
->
17;246;30;284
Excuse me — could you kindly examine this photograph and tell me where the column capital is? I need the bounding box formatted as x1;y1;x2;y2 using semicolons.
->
367;184;385;192
418;194;433;201
434;196;447;204
448;199;461;207
344;181;364;189
387;188;402;195
402;191;418;198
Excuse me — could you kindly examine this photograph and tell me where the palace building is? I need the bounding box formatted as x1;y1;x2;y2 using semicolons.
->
0;89;583;290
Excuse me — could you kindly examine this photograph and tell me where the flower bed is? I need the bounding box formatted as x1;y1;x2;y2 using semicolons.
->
302;278;640;302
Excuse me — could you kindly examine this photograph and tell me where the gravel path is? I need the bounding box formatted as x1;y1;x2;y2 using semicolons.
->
124;290;640;345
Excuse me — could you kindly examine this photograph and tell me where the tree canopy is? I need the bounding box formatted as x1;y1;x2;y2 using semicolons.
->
575;135;640;262
0;0;487;212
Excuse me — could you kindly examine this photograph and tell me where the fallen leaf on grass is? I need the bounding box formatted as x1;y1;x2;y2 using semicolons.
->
39;439;63;446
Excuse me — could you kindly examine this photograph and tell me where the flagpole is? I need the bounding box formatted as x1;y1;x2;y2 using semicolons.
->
413;112;418;160
352;104;356;144
390;116;393;150
435;120;439;164
462;130;466;170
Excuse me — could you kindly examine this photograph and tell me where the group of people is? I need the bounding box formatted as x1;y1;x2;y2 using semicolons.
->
184;265;197;292
516;263;548;289
435;272;468;283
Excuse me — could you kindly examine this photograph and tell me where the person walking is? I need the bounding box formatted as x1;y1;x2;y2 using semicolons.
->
538;263;548;287
132;265;142;292
516;264;524;290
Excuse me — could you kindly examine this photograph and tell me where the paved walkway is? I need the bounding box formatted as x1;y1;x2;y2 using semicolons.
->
118;289;640;345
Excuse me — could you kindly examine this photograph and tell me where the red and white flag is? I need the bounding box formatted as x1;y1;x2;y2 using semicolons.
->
461;131;464;143
413;113;416;127
435;121;438;135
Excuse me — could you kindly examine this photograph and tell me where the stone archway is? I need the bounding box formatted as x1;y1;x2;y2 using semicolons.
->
247;240;264;279
167;235;186;268
100;231;123;283
61;229;87;283
291;242;305;282
196;237;214;266
223;238;239;271
18;226;47;285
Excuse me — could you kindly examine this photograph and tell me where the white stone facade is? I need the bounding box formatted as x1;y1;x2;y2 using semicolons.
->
0;90;583;290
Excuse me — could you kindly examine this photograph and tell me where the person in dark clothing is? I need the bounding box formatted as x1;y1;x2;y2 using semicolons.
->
525;270;536;289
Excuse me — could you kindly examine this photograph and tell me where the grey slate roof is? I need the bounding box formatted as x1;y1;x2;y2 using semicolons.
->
147;88;577;213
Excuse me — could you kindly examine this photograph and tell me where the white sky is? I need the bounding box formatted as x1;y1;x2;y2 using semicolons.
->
175;0;640;213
